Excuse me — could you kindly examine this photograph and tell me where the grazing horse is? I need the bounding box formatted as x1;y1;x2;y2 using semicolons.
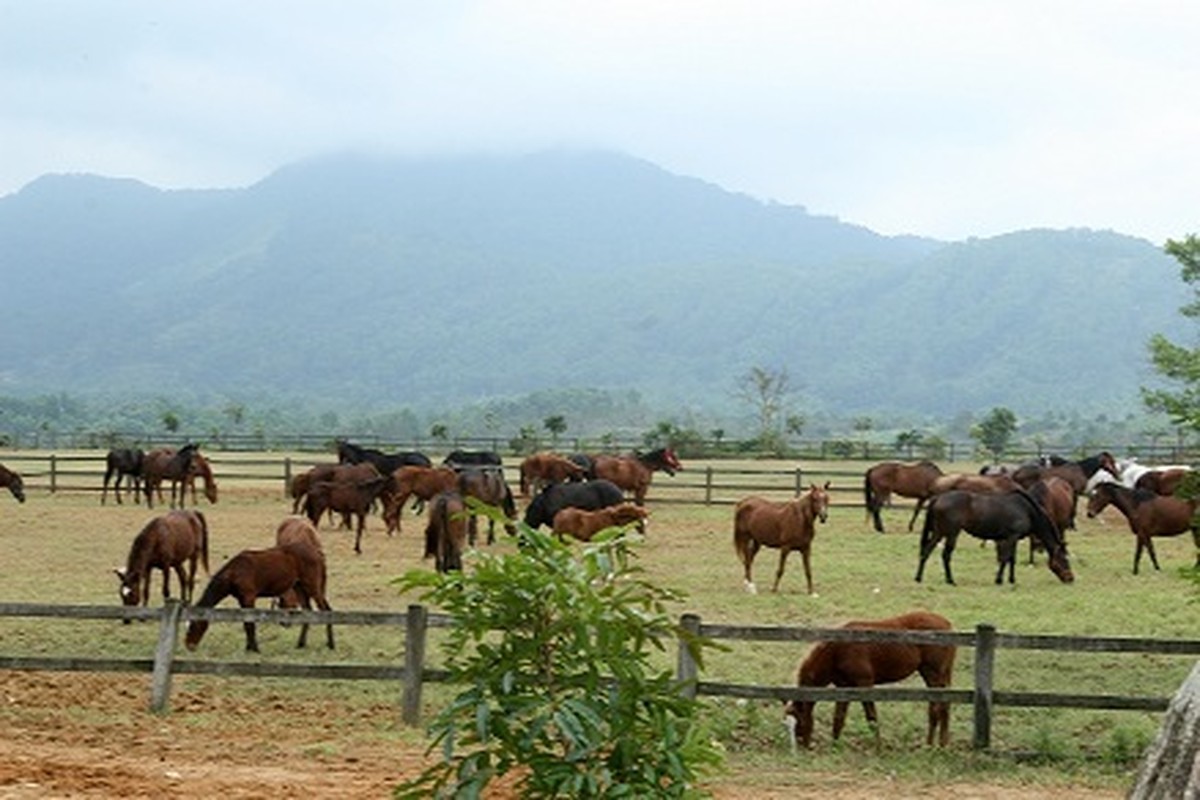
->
916;490;1074;586
303;473;388;554
185;545;334;652
115;510;210;612
181;453;218;506
862;460;943;533
1134;466;1192;496
141;444;200;508
273;516;335;649
552;502;649;542
519;452;587;496
456;467;518;545
784;611;956;749
1026;476;1077;564
382;465;458;533
101;448;144;505
0;462;26;503
524;479;626;529
733;483;831;596
591;447;682;505
1086;481;1200;573
1012;451;1120;497
424;491;469;573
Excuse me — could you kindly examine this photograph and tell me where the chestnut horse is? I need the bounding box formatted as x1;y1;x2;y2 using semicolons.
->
863;460;943;533
1026;476;1076;563
185;544;334;652
1086;481;1200;573
733;483;831;596
518;452;587;496
273;516;334;649
115;510;210;611
141;444;199;509
785;610;956;749
101;448;144;505
424;491;469;573
382;465;458;533
1134;467;1192;496
180;453;218;506
289;463;339;513
916;489;1073;586
591;447;682;506
551;502;649;542
0;462;26;503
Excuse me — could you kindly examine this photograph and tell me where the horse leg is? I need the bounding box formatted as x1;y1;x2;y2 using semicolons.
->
740;539;760;594
771;547;791;593
238;596;260;652
861;700;881;744
354;513;365;554
915;523;942;583
940;532;959;586
799;545;815;597
1143;535;1161;572
907;498;925;532
831;700;850;741
314;594;335;650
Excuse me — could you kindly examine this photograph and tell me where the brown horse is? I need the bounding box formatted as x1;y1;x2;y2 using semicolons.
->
1026;476;1076;563
181;453;219;506
916;490;1074;586
0;462;26;503
784;610;956;749
1086;481;1200;573
733;483;831;596
273;516;334;649
303;472;388;554
101;448;144;505
457;467;518;545
141;444;199;508
518;452;587;496
184;544;333;652
423;491;469;573
1134;467;1192;496
382;465;458;533
551;502;649;542
1012;451;1121;496
114;510;210;612
863;460;943;533
289;463;340;513
591;447;682;505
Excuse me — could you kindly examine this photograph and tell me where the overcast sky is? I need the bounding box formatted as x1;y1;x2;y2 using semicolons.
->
2;1;1196;243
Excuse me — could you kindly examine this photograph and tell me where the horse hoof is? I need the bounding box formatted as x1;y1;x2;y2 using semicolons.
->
809;592;820;598
744;581;757;595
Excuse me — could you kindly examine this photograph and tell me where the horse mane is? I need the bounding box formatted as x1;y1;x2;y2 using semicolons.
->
1009;487;1064;551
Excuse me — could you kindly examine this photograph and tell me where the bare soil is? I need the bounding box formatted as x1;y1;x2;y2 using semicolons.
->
0;672;1118;799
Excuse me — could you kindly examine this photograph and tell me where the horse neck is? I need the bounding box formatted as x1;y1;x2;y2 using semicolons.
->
1104;484;1138;517
194;568;234;608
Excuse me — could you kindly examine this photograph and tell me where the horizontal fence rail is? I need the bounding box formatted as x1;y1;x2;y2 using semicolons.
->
1;602;1197;751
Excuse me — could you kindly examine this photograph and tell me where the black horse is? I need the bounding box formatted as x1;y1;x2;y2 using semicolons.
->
915;489;1074;586
102;447;145;505
336;440;431;473
566;453;597;480
443;449;503;470
524;479;625;529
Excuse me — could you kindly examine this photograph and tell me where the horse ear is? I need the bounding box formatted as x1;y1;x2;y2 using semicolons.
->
823;481;831;490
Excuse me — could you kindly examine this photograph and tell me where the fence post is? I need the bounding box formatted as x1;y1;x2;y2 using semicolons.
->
402;604;428;726
704;467;713;506
49;454;58;494
676;613;701;700
973;623;996;750
283;457;292;498
150;600;183;714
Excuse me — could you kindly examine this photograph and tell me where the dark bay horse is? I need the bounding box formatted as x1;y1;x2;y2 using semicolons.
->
457;467;518;545
733;483;831;596
1086;481;1200;573
1012;451;1120;496
424;491;469;573
101;448;144;505
518;452;587;496
382;465;458;533
185;544;333;652
115;510;210;611
1026;475;1076;563
442;449;503;470
524;479;625;529
785;610;956;749
289;463;340;513
0;462;26;503
303;472;388;554
142;444;200;508
337;439;432;473
591;447;682;505
273;516;335;649
863;460;943;533
181;453;219;506
552;502;649;542
916;490;1074;586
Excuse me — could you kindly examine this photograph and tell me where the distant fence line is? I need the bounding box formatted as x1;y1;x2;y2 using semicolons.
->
1;602;1197;751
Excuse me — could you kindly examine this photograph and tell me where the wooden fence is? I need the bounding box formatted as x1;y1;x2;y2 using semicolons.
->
1;602;1197;750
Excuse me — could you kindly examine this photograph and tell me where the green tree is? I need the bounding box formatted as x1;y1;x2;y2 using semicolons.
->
971;407;1018;461
430;423;448;443
161;411;180;433
393;521;721;798
543;414;567;447
1143;234;1200;431
895;429;924;457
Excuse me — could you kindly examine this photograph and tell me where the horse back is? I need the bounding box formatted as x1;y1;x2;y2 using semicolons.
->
734;496;806;545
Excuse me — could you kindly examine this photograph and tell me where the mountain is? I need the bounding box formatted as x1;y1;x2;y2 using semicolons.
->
0;150;1186;420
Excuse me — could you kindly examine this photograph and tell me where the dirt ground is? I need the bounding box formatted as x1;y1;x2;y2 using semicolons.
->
0;672;1121;799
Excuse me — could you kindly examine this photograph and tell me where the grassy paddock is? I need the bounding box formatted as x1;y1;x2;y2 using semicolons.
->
0;456;1196;794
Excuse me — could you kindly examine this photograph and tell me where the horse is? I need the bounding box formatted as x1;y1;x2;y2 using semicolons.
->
566;453;597;480
184;544;334;652
1085;481;1200;573
862;460;943;533
591;447;682;505
181;452;218;506
1134;466;1192;496
424;491;469;573
0;462;26;503
273;516;335;649
336;439;432;473
552;502;649;542
915;489;1074;586
518;452;587;496
456;467;518;545
784;610;956;749
303;472;388;554
141;443;200;508
733;483;831;596
114;510;210;614
524;479;626;529
442;449;503;471
289;463;340;513
1012;451;1120;497
1026;475;1076;563
101;448;144;505
382;465;459;533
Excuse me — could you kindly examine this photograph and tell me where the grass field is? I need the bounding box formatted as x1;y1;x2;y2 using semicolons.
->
0;456;1196;796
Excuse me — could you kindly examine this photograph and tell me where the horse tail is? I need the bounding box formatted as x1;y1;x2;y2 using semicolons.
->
196;510;210;575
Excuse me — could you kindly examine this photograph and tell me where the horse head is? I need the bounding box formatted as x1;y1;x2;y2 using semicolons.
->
113;568;140;620
7;473;25;503
783;700;813;750
807;482;831;524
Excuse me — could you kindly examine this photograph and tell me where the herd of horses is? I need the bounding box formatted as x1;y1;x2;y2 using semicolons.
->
101;443;219;508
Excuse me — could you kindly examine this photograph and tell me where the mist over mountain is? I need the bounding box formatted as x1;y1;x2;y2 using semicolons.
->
0;150;1185;425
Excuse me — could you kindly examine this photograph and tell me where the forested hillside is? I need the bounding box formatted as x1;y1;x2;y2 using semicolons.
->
0;150;1186;424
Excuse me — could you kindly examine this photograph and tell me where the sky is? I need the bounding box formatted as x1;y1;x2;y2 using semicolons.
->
1;1;1197;243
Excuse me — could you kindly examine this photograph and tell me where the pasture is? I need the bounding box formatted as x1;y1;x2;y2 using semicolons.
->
0;454;1197;797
